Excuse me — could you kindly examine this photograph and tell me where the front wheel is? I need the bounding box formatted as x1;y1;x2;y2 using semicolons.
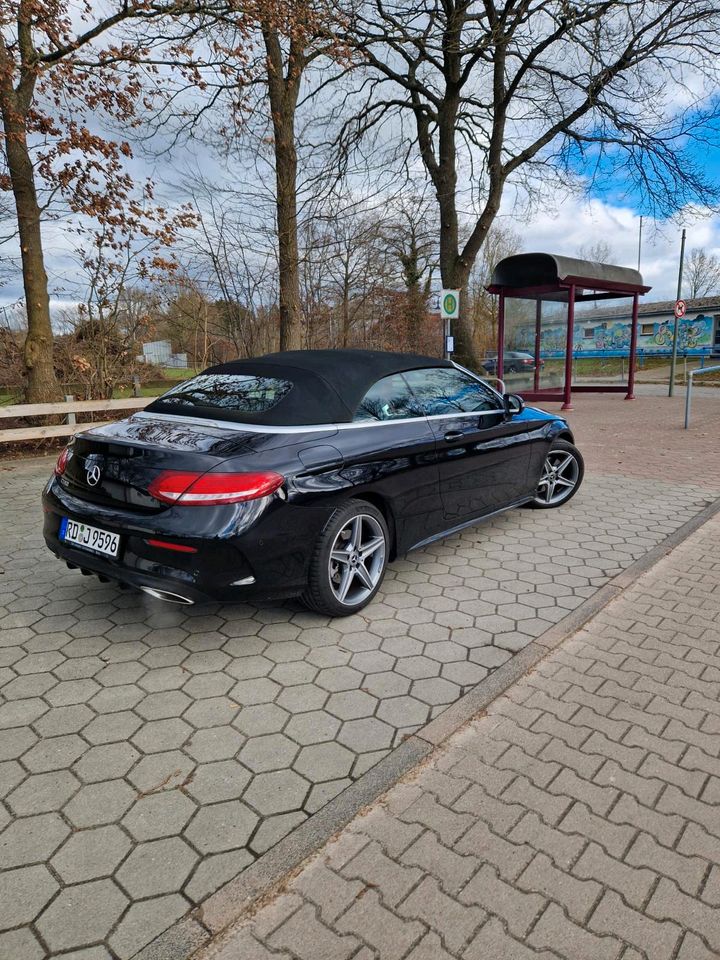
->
302;499;389;616
529;439;584;509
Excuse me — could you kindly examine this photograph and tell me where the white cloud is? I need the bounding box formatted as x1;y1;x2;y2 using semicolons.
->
495;194;720;300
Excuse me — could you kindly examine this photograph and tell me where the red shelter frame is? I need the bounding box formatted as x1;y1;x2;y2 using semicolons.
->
486;254;651;410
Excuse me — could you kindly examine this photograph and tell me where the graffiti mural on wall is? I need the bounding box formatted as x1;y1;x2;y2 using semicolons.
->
514;314;716;357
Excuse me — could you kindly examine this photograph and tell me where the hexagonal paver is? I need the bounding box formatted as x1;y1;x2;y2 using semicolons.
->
185;726;245;762
184;801;258;853
285;710;340;746
362;671;411;698
83;710;143;744
36;879;127;952
243;769;310;815
0;864;59;929
0;928;45;960
182;650;231;674
122;790;197;841
116;837;198;898
326;689;378;720
315;666;364;692
127;751;196;794
249;811;306;855
51;825;132;883
411;677;461;706
238;733;298;773
293;742;354;781
6;770;79;816
64;780;137;828
395;656;441;680
184;760;252;805
136;690;192;720
269;661;318;686
109;893;188;960
132;718;192;753
233;702;289;736
22;734;88;773
184;697;239;729
33;704;95;736
0;812;70;868
73;742;140;782
338;717;395;752
349;650;395;674
231;677;281;705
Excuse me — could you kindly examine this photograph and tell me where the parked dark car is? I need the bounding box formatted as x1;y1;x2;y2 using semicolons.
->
483;351;545;374
43;350;583;616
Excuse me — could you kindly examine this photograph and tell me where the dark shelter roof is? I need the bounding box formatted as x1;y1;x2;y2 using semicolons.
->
147;349;452;426
489;253;650;296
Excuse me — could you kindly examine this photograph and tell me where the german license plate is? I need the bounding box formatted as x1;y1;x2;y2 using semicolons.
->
60;518;120;558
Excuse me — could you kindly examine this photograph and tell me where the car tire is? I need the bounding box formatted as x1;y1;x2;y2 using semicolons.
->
528;439;584;509
302;499;389;616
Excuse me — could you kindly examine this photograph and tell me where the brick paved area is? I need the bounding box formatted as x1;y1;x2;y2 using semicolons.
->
563;389;720;489
199;509;720;960
0;394;718;960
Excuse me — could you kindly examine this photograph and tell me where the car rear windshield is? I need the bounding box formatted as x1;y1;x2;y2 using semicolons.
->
156;373;293;414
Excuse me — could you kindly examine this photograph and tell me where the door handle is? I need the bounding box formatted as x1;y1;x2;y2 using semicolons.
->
444;430;464;442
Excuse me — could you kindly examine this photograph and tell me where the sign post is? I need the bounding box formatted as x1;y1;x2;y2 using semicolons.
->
669;229;686;397
440;289;460;358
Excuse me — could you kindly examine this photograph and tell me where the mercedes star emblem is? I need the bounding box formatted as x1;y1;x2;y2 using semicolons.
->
86;463;102;487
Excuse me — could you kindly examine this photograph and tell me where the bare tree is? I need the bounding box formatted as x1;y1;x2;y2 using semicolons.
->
577;241;615;264
684;246;720;299
381;192;437;343
467;224;521;356
336;0;720;366
0;1;210;401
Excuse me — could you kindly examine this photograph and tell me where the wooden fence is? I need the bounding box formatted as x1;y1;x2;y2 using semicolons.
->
0;396;149;444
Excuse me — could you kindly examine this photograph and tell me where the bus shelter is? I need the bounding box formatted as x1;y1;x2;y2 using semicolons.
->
486;253;651;410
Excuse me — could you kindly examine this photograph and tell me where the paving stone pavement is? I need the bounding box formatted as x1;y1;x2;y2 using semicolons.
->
0;456;717;959
198;508;720;960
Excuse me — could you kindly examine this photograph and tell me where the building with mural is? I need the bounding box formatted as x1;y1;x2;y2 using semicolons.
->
511;296;720;359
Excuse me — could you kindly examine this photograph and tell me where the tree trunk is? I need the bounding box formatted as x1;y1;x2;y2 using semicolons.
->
2;102;60;401
264;29;302;352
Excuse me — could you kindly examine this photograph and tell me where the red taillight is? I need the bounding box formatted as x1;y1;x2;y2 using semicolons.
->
146;539;198;553
55;446;71;476
147;470;284;506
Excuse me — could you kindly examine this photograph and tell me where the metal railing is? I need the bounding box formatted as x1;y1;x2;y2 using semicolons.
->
0;396;149;444
684;365;720;429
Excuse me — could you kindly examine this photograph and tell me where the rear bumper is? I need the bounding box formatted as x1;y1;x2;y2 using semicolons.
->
42;477;321;604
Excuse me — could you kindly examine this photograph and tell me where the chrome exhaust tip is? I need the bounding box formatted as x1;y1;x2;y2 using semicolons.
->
140;586;194;605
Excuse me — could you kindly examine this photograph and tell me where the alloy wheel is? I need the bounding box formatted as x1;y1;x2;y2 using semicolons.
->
536;449;580;505
328;514;387;606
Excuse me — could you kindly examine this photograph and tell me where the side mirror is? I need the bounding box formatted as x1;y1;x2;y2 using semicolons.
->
504;393;525;417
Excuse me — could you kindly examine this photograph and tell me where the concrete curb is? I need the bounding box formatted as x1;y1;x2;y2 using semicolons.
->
135;492;720;960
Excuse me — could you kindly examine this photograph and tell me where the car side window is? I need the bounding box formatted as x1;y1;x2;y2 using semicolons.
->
403;368;503;415
353;373;424;422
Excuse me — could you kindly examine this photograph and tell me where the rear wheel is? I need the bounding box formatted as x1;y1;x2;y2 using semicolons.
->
530;439;584;508
302;499;389;616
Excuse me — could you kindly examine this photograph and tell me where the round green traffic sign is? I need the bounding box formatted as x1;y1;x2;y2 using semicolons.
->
443;292;457;315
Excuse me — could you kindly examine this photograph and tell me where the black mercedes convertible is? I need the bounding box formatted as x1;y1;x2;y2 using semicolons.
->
42;350;584;616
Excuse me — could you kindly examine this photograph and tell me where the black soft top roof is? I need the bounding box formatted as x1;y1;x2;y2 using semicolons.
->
146;349;452;426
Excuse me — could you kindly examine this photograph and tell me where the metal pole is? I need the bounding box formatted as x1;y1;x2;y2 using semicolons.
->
497;291;505;382
669;228;686;397
533;300;542;391
685;370;693;428
561;285;575;410
625;293;639;399
637;216;643;271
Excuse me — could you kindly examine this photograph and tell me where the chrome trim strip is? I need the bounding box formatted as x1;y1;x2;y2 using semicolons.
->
132;404;506;435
